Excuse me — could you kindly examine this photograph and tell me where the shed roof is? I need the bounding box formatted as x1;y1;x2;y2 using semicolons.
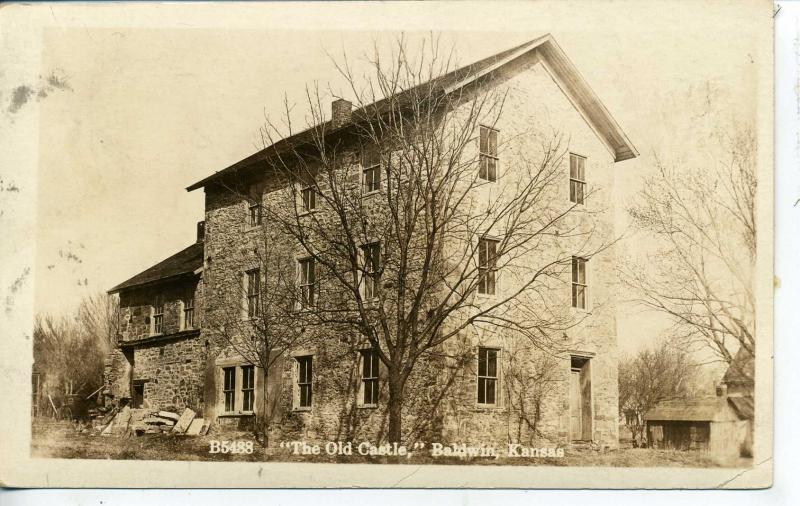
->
108;242;203;294
186;34;637;192
645;396;752;423
645;398;724;422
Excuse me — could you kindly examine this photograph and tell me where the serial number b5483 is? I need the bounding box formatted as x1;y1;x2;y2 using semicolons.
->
209;440;254;454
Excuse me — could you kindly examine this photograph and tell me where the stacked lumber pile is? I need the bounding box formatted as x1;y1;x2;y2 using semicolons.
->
94;406;209;437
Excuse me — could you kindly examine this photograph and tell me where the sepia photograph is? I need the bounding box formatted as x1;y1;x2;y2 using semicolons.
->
0;0;773;489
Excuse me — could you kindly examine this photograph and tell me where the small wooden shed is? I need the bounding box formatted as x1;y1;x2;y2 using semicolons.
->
645;395;752;460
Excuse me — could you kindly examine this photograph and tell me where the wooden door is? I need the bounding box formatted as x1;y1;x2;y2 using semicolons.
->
570;369;582;440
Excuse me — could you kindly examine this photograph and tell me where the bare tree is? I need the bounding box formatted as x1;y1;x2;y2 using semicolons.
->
618;341;700;445
622;127;756;379
503;346;561;445
204;219;305;443
77;292;120;350
33;295;115;417
241;35;610;443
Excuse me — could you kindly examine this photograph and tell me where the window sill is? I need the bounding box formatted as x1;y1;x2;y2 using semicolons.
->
293;406;312;413
475;292;498;301
218;411;255;417
474;404;505;412
357;404;378;410
299;209;319;217
361;190;382;198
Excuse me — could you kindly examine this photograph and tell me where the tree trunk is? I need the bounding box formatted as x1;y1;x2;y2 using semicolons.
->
259;368;270;446
387;373;406;444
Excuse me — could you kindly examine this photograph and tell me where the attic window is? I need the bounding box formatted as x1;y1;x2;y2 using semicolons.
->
479;126;498;182
569;153;586;205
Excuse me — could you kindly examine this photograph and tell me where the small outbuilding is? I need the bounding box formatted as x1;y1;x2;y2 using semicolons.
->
644;389;753;460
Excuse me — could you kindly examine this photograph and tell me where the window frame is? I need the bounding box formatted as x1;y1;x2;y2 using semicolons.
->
222;366;236;413
361;242;381;301
151;295;164;336
296;355;313;410
301;185;317;212
571;256;588;310
181;290;195;330
360;349;380;407
362;151;382;195
478;125;499;182
569;153;586;205
241;365;255;413
298;257;316;308
246;268;261;318
248;202;263;227
477;237;499;296
477;347;500;406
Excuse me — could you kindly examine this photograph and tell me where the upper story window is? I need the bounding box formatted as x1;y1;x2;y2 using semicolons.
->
296;356;313;409
477;237;498;295
248;202;263;227
182;290;195;330
298;258;316;308
569;153;586;205
361;348;380;406
361;242;381;300
362;151;382;194
477;347;499;405
151;295;164;335
571;256;588;309
301;185;316;212
246;268;260;318
479;126;498;182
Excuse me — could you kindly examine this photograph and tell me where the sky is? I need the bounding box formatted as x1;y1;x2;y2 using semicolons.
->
17;1;763;357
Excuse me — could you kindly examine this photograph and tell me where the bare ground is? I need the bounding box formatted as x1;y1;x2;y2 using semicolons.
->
30;419;746;467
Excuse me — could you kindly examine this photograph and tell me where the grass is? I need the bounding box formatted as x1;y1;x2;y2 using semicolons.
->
30;419;746;467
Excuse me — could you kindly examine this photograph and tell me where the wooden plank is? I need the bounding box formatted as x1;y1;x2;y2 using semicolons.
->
185;418;204;436
172;408;196;434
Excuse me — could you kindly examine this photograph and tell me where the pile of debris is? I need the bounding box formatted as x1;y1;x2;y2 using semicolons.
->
93;406;209;437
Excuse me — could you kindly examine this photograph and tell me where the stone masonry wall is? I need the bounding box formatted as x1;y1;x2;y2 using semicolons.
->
132;334;207;412
201;48;622;447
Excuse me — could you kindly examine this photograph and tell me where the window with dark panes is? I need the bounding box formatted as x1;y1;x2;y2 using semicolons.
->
301;185;316;211
479;126;498;181
223;366;236;412
242;365;255;412
152;295;164;335
297;356;313;408
477;347;498;404
571;257;587;309
361;349;380;405
478;238;498;295
249;202;263;227
182;291;194;330
298;258;316;308
569;153;586;205
362;151;382;193
362;242;381;300
246;268;260;318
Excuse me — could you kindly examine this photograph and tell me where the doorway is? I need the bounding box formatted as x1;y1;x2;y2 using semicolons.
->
569;356;592;441
132;380;145;409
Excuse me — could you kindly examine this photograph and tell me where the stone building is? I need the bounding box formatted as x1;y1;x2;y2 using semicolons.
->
106;34;636;449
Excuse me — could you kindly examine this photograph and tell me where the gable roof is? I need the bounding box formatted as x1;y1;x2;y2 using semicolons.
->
722;347;755;386
108;242;204;294
186;34;637;192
